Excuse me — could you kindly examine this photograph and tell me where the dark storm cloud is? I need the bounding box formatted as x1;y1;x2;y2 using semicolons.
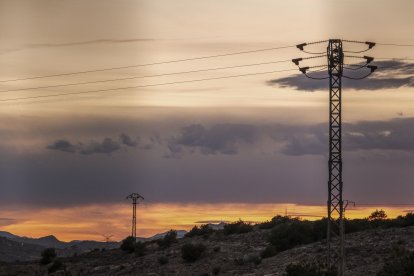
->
47;140;77;153
268;60;414;91
80;138;121;155
165;124;258;158
283;117;414;155
47;134;140;155
4;118;414;207
120;133;138;147
164;118;414;157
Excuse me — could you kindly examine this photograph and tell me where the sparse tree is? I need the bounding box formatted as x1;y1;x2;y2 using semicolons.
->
120;236;136;253
368;209;387;221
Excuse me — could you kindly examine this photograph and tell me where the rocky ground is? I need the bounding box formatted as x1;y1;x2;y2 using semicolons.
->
1;226;413;276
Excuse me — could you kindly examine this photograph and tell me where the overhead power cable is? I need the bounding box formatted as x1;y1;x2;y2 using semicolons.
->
0;44;296;83
376;43;414;47
0;68;297;103
0;59;294;93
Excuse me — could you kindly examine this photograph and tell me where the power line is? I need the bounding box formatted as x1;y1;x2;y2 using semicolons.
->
0;44;296;83
0;59;293;93
0;68;297;103
376;43;414;47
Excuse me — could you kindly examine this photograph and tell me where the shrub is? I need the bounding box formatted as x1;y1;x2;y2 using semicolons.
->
261;245;278;259
212;266;221;275
285;261;336;276
134;242;146;257
185;224;214;238
344;218;371;234
268;221;314;252
40;248;56;265
157;255;168;265
223;220;253;235
48;259;65;273
285;262;319;276
398;212;414;227
157;230;177;248
258;215;293;229
181;243;206;262
120;236;136;253
378;251;414;276
245;253;262;265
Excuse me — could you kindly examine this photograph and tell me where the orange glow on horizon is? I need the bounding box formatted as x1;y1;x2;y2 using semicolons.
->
0;203;412;242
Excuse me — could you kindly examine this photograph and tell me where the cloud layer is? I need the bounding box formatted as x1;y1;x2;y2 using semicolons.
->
47;134;138;155
268;60;414;91
165;124;258;158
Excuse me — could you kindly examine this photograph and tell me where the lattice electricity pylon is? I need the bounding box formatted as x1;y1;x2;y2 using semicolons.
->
126;193;144;238
292;39;377;276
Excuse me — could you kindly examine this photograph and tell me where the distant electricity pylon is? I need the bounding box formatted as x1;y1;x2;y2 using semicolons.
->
293;39;377;276
126;193;144;239
101;234;114;243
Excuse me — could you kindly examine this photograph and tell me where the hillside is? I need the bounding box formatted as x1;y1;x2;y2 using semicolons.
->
0;232;119;263
1;222;413;275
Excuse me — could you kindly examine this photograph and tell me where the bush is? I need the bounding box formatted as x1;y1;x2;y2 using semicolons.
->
185;224;214;238
261;245;278;259
258;215;293;229
120;236;136;253
378;251;414;276
223;220;253;235
134;242;146;257
157;230;177;248
268;221;314;252
157;255;168;265
212;266;221;275
48;259;65;273
40;248;56;265
397;212;414;227
286;262;319;276
285;261;336;276
344;218;371;233
245;253;262;265
181;243;206;262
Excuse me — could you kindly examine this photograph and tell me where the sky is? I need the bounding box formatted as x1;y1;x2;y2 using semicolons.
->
1;0;414;241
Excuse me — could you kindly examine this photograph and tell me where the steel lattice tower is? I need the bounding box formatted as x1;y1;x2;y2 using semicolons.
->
326;39;344;275
126;193;144;238
292;38;377;276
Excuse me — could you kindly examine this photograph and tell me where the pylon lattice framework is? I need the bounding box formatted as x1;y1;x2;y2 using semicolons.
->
292;38;377;276
126;193;144;239
327;39;344;274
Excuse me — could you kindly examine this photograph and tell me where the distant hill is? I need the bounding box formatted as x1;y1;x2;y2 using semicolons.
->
0;236;45;262
1;224;413;275
0;231;119;262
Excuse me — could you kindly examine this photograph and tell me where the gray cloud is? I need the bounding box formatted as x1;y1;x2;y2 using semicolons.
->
165;124;258;158
268;60;414;91
283;117;414;156
80;138;121;155
163;118;414;157
47;140;77;153
120;133;137;147
4;117;414;207
47;134;140;155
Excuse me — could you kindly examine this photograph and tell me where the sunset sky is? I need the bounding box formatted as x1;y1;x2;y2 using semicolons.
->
1;0;414;241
